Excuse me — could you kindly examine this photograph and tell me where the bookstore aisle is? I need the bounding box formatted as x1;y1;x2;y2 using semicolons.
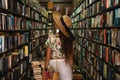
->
0;0;120;80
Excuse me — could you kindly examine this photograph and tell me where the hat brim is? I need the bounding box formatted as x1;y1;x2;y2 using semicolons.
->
52;11;69;37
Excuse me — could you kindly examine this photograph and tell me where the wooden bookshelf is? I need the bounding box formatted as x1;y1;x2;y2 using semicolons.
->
0;0;48;79
71;0;120;80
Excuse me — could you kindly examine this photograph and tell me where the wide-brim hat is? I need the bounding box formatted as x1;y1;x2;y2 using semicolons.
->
52;11;72;37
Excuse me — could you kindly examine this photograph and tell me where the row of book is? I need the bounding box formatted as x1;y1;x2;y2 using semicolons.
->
86;0;120;12
102;0;120;9
0;13;47;30
72;1;120;24
0;0;42;20
0;61;28;80
76;44;120;80
83;58;120;80
85;0;96;7
0;48;28;77
29;39;40;52
73;8;120;28
28;36;47;52
75;38;120;79
28;45;46;63
83;8;120;27
32;42;46;59
30;30;46;40
72;1;85;17
74;10;120;27
28;28;47;59
73;10;120;29
85;1;101;18
0;33;29;54
76;29;120;48
77;37;120;65
71;0;120;18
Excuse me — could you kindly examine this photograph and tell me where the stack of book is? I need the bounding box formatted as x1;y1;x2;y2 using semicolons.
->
31;60;43;80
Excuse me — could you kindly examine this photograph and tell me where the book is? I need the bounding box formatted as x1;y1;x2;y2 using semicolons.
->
1;13;7;30
19;48;24;59
8;0;13;10
7;35;12;50
0;13;2;30
11;66;21;80
106;30;111;45
111;29;117;47
107;66;112;80
105;47;109;63
115;73;120;80
4;0;8;9
101;0;106;10
103;63;107;79
26;6;31;17
112;50;115;65
99;45;103;58
108;48;112;65
116;30;120;48
114;8;120;27
0;37;2;53
1;0;5;8
114;0;119;5
104;29;107;44
99;30;104;43
3;57;9;74
114;50;120;66
8;55;12;69
0;36;4;53
106;11;113;27
4;35;8;52
22;5;26;16
24;46;28;57
12;51;20;66
0;58;3;76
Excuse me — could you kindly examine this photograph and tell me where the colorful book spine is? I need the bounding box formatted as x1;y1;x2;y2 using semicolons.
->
24;46;28;57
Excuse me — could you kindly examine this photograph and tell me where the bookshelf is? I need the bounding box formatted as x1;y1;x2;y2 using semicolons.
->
71;0;120;80
0;0;48;80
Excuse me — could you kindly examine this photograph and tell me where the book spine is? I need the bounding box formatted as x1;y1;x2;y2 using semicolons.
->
24;46;28;57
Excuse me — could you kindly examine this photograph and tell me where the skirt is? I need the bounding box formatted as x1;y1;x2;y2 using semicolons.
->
49;59;73;80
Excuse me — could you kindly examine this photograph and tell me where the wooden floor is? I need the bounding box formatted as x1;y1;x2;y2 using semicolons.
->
30;60;83;80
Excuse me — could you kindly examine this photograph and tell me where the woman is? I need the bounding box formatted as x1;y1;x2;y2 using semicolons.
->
44;11;75;80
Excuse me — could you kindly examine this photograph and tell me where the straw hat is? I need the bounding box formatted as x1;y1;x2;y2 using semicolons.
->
52;11;72;37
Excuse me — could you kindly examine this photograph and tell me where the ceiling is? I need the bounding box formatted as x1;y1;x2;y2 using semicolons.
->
38;0;73;9
38;0;82;15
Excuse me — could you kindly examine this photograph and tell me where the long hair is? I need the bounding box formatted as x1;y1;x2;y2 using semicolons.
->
59;30;75;62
